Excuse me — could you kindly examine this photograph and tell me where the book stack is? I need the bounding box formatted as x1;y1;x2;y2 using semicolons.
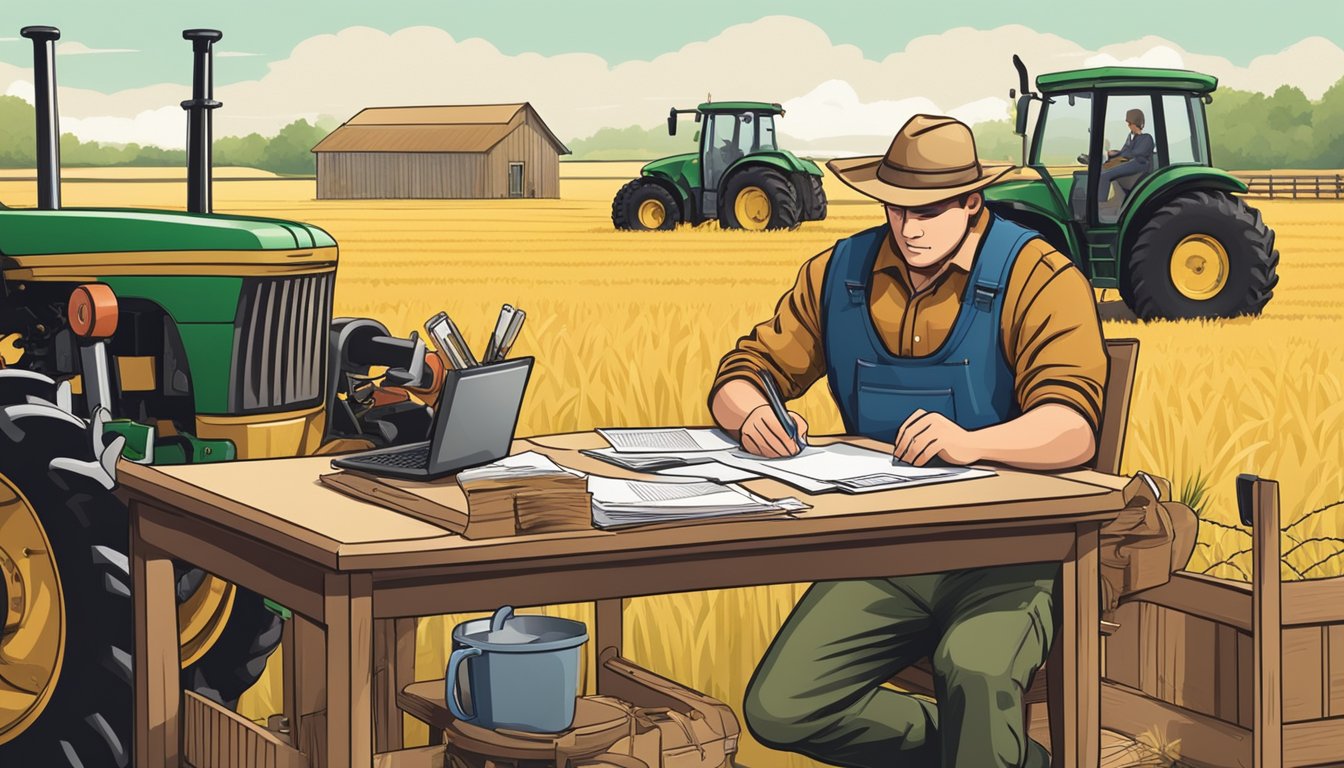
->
587;476;805;530
457;453;592;535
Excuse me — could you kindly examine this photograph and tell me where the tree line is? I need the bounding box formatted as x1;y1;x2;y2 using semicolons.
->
0;95;329;175
0;76;1341;171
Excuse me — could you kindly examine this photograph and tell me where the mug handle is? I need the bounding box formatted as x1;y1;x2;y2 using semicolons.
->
490;605;515;632
446;647;482;722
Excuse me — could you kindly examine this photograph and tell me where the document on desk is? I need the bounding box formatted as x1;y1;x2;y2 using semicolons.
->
580;447;718;472
597;427;738;453
714;442;995;494
588;475;806;529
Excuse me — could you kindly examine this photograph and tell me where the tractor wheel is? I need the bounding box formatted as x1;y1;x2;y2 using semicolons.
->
612;179;678;231
720;167;800;231
181;581;281;709
1121;191;1278;320
0;371;284;765
0;380;132;766
806;175;828;221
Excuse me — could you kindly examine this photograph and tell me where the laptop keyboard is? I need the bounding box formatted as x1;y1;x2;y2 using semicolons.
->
357;445;431;469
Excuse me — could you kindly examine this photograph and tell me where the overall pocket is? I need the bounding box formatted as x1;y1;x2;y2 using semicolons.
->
853;361;957;441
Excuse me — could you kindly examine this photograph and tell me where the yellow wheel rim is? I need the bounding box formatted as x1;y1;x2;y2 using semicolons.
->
0;476;64;746
734;186;772;231
1170;234;1230;300
178;575;235;669
637;199;667;229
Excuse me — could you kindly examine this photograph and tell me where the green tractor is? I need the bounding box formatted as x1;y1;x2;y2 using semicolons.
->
987;56;1278;319
612;101;828;231
0;27;437;765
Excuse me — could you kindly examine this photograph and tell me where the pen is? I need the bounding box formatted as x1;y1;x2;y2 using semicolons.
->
755;369;803;450
484;304;515;363
493;308;526;361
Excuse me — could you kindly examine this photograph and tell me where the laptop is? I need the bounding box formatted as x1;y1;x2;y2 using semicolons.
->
332;357;533;480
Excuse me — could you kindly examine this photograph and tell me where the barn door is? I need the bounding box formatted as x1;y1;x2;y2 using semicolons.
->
508;162;524;198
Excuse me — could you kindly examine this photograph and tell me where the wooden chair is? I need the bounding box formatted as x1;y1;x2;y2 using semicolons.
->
885;338;1140;747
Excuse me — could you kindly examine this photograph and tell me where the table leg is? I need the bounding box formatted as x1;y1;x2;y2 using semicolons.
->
594;598;625;694
131;508;182;768
286;613;327;762
1052;523;1101;768
324;573;374;768
374;618;416;752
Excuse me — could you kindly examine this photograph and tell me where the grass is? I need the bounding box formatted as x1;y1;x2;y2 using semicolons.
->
3;164;1340;767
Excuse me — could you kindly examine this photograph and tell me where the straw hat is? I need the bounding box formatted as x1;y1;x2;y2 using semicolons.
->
827;115;1015;208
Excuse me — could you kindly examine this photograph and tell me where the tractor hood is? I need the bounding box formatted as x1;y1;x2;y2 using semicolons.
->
0;207;336;257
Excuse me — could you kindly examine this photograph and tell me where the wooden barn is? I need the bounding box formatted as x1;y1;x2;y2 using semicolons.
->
311;103;570;200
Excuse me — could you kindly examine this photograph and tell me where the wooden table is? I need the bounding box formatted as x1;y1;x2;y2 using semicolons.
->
119;432;1126;768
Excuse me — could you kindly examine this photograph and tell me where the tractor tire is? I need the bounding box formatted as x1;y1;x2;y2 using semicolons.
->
0;379;132;766
720;167;800;231
612;179;679;231
0;370;284;765
181;582;282;709
1121;191;1278;320
806;175;828;221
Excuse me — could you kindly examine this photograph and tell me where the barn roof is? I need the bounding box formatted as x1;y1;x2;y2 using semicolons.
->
311;103;571;155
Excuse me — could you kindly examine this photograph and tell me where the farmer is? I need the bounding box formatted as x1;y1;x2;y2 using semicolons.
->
707;114;1107;768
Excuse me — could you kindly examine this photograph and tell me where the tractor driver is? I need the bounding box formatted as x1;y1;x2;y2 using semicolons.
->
1100;108;1155;188
707;115;1107;768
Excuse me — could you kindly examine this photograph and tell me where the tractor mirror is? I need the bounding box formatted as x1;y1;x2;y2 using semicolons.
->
668;109;678;136
1203;94;1214;105
1014;94;1031;136
1068;94;1075;106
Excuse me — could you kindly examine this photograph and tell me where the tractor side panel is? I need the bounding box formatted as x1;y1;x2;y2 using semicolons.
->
100;276;244;415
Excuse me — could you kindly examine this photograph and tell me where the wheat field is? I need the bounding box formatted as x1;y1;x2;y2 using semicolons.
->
2;165;1341;765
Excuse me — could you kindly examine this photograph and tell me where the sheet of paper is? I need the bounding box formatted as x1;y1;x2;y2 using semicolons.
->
712;442;995;493
581;447;719;471
655;462;759;483
596;427;738;453
456;451;581;482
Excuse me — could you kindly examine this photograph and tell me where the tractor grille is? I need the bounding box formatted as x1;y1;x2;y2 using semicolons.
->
230;273;333;413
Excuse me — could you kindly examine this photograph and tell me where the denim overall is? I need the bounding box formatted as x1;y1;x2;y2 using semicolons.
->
821;214;1040;443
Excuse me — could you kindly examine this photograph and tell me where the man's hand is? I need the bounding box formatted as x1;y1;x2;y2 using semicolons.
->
892;410;981;467
1107;149;1120;158
740;405;809;458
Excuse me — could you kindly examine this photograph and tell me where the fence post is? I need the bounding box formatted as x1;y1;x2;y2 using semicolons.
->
1247;475;1283;768
1291;176;1298;200
1268;174;1275;199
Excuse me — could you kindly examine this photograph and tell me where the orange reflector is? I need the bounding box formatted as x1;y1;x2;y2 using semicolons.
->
67;284;119;339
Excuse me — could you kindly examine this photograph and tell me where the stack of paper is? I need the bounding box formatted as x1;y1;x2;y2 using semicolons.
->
457;452;592;534
587;476;804;530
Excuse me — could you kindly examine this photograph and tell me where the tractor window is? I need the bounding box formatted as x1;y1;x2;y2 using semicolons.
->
1163;94;1204;165
703;113;741;190
736;114;756;156
756;115;778;152
1103;95;1155;163
1033;92;1092;166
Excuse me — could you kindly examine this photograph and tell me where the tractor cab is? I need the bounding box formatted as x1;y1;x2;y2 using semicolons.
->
987;58;1277;320
693;103;782;213
1028;70;1215;227
612;100;826;231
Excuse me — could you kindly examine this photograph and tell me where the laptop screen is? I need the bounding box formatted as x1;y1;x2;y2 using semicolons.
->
428;357;533;473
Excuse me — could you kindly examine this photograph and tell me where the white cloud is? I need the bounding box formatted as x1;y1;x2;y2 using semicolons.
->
5;79;33;103
0;18;1338;151
57;41;138;56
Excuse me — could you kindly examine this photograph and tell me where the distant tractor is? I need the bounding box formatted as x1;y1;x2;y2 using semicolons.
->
988;57;1278;320
612;102;827;231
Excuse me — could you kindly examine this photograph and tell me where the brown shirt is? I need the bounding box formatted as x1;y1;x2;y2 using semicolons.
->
712;214;1108;431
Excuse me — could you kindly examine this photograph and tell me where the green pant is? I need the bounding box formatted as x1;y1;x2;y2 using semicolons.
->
743;564;1058;768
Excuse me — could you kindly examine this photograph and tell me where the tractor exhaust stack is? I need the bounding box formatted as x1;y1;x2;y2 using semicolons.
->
182;29;222;214
21;26;62;210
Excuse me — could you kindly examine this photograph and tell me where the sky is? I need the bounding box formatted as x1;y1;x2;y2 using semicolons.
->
0;1;1340;153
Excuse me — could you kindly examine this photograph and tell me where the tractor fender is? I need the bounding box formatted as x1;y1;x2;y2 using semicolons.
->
725;151;820;177
1117;166;1248;252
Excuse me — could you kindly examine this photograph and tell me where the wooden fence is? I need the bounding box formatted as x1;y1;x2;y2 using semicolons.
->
1235;174;1344;199
1098;477;1344;768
